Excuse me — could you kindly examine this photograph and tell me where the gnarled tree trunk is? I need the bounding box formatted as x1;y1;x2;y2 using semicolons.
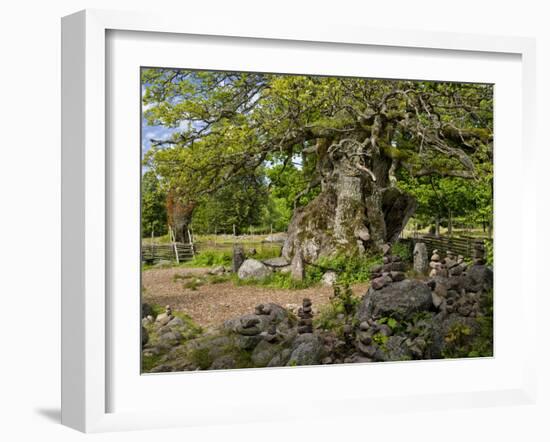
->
166;190;196;243
282;147;416;263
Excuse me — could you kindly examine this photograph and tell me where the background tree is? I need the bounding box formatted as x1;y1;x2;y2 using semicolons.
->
143;69;493;261
141;170;167;237
191;172;269;234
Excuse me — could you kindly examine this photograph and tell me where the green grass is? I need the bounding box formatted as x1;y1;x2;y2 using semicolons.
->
141;353;163;372
314;253;382;285
232;271;317;290
181;250;232;268
144;303;203;336
230;252;382;290
314;284;360;336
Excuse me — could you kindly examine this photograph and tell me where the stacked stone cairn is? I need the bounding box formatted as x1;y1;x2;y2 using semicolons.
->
155;305;173;326
297;298;313;334
472;243;486;265
428;249;447;277
236;314;261;336
355;319;393;360
142;305;191;353
427;248;488;317
369;246;407;290
255;303;279;343
429;249;471;278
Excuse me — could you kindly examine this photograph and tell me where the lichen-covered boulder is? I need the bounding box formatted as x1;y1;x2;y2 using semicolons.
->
413;242;429;274
251;340;284;367
465;264;493;293
237;259;272;280
286;333;324;366
358;279;433;322
429;313;483;358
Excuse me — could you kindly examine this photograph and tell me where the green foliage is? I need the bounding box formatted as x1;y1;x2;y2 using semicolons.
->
182;250;232;268
315;254;382;285
266;163;320;212
142;69;493;260
398;168;493;234
372;332;389;349
173;312;203;339
391;241;413;262
187;347;214;370
141;353;163;372
259;196;292;232
191;173;269;235
443;323;472;357
442;291;493;359
314;283;360;337
141;170;167;237
232;270;319;290
378;316;399;331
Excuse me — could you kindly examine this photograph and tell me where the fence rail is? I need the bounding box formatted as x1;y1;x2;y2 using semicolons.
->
141;243;196;264
407;234;490;259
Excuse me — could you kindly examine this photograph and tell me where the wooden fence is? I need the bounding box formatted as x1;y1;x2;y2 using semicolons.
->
141;243;196;264
405;234;490;259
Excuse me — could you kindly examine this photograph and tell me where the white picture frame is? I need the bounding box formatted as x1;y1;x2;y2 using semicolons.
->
61;9;537;433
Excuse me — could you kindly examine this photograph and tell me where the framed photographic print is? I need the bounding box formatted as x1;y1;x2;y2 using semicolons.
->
62;9;537;432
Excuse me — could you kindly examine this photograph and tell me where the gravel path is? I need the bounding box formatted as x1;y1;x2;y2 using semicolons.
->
142;267;370;328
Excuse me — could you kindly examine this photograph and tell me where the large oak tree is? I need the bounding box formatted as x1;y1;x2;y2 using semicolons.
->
142;69;492;261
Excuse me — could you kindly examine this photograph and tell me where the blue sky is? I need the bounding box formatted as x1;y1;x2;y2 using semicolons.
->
141;119;177;157
141;82;303;170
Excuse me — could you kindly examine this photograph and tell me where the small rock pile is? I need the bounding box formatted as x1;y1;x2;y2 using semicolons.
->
355;319;394;361
429;249;447;277
369;247;407;290
444;290;481;317
297;298;313;334
142;305;194;354
430;249;468;278
236;314;262;336
255;304;279;343
427;249;492;318
472;243;486;265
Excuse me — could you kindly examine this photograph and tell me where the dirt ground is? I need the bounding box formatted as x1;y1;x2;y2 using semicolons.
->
142;267;370;328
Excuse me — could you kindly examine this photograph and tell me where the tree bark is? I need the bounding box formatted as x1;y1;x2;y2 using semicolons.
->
282;153;416;263
166;190;196;243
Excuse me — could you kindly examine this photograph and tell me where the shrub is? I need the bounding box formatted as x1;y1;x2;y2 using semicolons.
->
314;283;360;337
183;250;232;267
232;271;314;290
314;253;382;285
391;240;413;262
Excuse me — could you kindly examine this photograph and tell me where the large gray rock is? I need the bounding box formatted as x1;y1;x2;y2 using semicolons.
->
321;271;338;287
429;313;483;358
251;340;283;367
413;242;429;274
465;264;493;293
286;333;323;366
378;335;412;361
237;259;272;280
358;279;433;322
290;252;305;281
262;257;290;268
